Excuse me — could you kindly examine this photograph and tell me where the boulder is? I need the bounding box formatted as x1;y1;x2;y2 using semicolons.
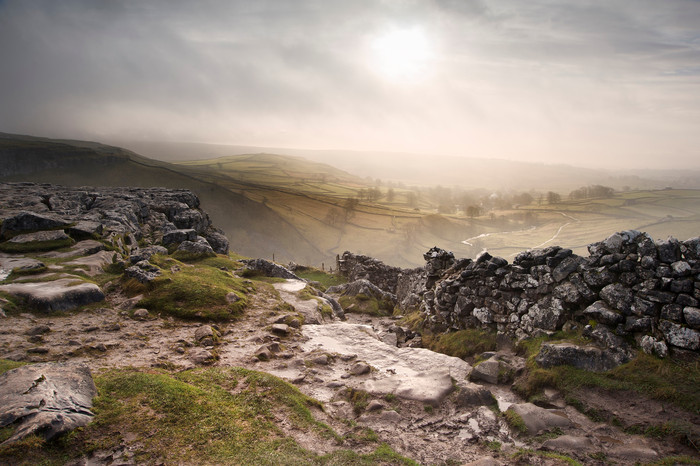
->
659;320;700;350
162;228;197;245
506;402;570;435
0;278;105;312
0;362;97;444
470;359;500;385
124;261;161;284
455;382;496;407
582;300;623;325
129;245;168;263
242;258;300;280
0;211;70;238
175;238;216;258
536;342;631;372
365;370;455;406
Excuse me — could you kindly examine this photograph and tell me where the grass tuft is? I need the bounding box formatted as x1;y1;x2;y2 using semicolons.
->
422;328;497;360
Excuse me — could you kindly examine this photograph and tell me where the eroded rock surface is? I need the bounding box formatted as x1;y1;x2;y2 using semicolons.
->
0;362;97;444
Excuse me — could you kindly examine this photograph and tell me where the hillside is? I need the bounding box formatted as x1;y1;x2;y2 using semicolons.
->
0;133;324;265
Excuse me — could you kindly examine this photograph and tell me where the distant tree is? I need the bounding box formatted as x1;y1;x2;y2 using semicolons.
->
466;205;481;219
406;191;418;208
325;207;343;227
343;197;359;221
367;187;382;202
387;188;395;202
547;191;561;204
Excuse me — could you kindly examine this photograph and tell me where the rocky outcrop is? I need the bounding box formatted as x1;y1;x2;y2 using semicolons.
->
0;362;97;444
0;182;228;255
0;279;105;312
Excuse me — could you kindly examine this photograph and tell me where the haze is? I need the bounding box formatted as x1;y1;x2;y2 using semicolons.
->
1;0;699;169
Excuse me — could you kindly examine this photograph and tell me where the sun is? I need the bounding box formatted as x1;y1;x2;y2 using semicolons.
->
371;27;432;82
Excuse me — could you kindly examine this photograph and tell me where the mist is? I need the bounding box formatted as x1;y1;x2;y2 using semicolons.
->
1;0;699;169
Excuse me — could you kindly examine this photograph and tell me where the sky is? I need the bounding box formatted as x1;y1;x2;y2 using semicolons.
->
1;0;699;169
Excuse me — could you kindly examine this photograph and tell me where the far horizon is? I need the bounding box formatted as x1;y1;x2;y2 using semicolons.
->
1;1;699;170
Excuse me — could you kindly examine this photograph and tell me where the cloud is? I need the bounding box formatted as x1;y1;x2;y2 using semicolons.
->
0;0;698;168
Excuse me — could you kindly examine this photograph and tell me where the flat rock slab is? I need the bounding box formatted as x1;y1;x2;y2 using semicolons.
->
365;370;455;405
7;229;70;244
66;250;114;276
0;362;97;444
0;256;45;277
507;402;571;435
0;278;105;311
302;322;471;404
42;240;106;259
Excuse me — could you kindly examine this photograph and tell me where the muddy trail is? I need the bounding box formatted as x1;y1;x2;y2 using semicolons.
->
2;275;697;465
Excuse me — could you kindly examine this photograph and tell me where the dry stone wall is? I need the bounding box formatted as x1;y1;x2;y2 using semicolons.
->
338;230;700;357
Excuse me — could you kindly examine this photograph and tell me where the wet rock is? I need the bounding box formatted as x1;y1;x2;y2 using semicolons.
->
0;278;105;312
506;402;570;435
0;362;96;444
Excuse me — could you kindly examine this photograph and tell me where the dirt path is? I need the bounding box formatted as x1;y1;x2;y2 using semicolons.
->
1;276;697;464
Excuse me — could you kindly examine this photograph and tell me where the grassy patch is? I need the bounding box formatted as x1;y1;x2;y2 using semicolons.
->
135;256;249;321
343;387;371;415
338;294;393;316
512;448;582;466
0;359;27;375
422;328;498;360
294;267;347;290
504;409;527;434
0;366;420;465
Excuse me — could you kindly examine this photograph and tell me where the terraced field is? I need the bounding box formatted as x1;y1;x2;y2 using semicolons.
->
180;155;700;267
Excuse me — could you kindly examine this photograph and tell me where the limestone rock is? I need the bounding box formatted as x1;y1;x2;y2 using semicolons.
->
506;402;570;435
0;362;97;444
0;278;105;312
536;342;631;372
541;434;594;453
470;359;500;385
175;238;215;258
242;258;300;280
582;300;623;325
0;211;69;238
365;370;455;406
659;320;700;350
162;228;197;245
7;229;71;245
